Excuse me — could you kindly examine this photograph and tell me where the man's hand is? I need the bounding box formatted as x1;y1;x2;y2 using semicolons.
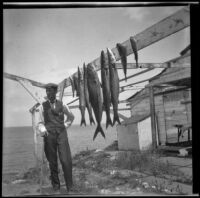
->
40;130;49;137
37;124;49;137
64;121;72;129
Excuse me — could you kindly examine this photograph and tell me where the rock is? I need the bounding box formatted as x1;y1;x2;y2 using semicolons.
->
95;149;103;153
136;187;141;191
11;179;27;184
142;182;150;188
178;148;188;157
110;156;116;161
84;161;94;166
110;170;117;175
100;189;110;194
164;189;170;193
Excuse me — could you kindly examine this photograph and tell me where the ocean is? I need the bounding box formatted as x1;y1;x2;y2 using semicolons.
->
2;124;117;174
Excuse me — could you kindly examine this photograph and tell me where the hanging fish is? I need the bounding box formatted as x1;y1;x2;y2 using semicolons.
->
83;63;95;125
107;48;121;126
73;75;79;97
69;76;75;97
130;36;139;68
100;50;112;129
87;63;105;140
78;67;86;126
116;43;127;82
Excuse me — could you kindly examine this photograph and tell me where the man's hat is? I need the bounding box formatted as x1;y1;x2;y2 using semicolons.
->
45;83;58;89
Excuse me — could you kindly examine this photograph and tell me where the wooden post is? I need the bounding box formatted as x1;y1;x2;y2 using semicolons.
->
149;86;157;149
29;103;40;167
29;103;44;194
58;79;66;101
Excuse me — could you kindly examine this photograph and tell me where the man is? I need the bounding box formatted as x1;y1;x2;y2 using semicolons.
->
37;83;75;192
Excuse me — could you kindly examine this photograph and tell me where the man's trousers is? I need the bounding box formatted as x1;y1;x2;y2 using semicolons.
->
43;128;72;190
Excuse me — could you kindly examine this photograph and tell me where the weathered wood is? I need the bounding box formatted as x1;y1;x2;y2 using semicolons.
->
58;6;190;92
69;105;130;111
4;72;46;88
30;108;39;168
110;110;129;120
18;79;45;104
91;6;190;70
119;68;154;82
181;100;191;104
149;86;157;149
121;113;151;126
147;67;191;87
158;94;167;145
129;85;189;106
58;79;66;101
67;98;79;105
120;77;154;91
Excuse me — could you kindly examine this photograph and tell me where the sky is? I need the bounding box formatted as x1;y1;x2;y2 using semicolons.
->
3;5;190;127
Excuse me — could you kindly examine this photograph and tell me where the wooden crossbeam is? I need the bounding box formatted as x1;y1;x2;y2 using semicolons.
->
59;79;66;101
119;68;154;82
68;105;130;111
146;67;190;87
115;61;190;69
4;72;46;88
110;109;129;120
58;6;190;92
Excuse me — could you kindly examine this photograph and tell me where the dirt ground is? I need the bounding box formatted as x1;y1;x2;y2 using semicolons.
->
2;142;194;196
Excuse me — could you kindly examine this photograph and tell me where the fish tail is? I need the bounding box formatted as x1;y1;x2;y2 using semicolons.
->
90;116;95;125
80;117;86;126
93;124;106;141
106;116;113;129
112;113;121;126
135;58;139;68
125;74;127;82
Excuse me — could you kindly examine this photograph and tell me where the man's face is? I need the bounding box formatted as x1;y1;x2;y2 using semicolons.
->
46;87;57;101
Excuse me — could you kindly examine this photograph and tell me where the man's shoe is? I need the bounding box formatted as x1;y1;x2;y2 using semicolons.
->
52;184;60;191
66;185;75;193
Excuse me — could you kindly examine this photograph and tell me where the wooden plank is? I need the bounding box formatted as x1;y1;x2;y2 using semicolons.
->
91;6;190;70
4;72;46;89
115;54;190;69
130;86;189;105
18;79;45;104
149;86;157;149
58;6;190;92
69;105;130;111
181;99;192;104
67;98;79;105
110;110;129;120
119;68;154;82
58;79;66;101
147;67;190;87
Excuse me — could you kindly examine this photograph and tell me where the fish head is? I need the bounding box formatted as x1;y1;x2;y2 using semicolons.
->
101;50;109;70
87;63;97;80
80;68;84;82
83;63;87;78
116;43;122;50
107;48;116;65
117;43;126;54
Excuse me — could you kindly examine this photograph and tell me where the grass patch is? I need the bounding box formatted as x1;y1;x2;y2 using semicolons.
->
73;149;95;161
114;150;185;178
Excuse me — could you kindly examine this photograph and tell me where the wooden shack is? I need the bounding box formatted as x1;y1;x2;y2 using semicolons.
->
117;46;191;150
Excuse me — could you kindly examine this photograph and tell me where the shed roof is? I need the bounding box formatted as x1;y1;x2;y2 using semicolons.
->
121;113;150;126
180;44;190;56
126;47;191;102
